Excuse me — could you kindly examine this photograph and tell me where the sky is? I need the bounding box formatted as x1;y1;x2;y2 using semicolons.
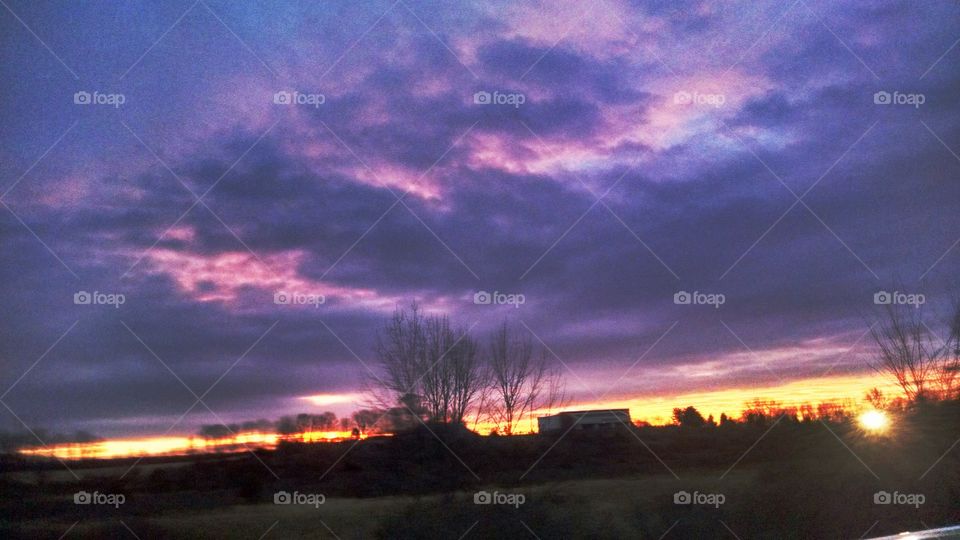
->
1;0;958;438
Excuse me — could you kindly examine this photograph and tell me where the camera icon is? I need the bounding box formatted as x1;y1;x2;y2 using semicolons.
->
74;491;91;504
673;491;691;504
74;291;92;305
673;91;692;105
473;91;491;105
874;291;892;305
873;491;891;504
873;91;891;105
673;291;691;305
274;491;291;504
474;491;492;504
274;292;290;305
473;291;492;305
74;91;91;105
273;91;292;105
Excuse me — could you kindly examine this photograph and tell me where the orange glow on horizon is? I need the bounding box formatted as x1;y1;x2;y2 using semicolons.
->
18;430;368;461
556;372;901;426
18;373;900;460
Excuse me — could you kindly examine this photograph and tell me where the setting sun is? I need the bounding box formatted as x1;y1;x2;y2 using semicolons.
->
858;410;890;433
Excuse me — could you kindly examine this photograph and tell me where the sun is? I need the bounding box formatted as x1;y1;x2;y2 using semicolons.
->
858;410;890;433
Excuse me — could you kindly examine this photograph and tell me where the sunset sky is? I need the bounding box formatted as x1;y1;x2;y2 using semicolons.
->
1;1;958;439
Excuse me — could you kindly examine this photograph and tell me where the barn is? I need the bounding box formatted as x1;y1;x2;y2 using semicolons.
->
537;409;632;434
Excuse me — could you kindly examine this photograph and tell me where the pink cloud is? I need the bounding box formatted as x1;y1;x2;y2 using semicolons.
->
140;248;399;310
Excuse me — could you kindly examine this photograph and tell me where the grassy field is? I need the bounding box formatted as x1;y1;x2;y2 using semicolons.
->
5;407;959;539
13;471;747;539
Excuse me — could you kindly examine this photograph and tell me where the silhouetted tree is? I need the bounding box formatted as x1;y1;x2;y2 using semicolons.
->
934;301;960;399
487;322;565;434
419;315;485;423
373;304;429;410
865;387;888;410
239;419;273;432
276;416;299;435
672;406;706;427
372;304;487;424
815;401;851;422
869;300;960;401
352;408;384;434
199;425;231;439
448;331;485;424
871;303;937;400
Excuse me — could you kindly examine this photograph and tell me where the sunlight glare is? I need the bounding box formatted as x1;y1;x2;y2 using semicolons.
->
858;410;889;433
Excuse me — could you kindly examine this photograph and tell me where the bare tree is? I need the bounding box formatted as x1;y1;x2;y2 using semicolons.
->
933;301;960;399
371;304;487;425
418;314;452;422
372;303;428;407
487;322;566;434
351;409;384;434
448;332;485;424
871;302;940;401
865;387;888;410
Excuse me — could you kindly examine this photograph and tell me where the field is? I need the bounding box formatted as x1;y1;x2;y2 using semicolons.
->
4;404;960;539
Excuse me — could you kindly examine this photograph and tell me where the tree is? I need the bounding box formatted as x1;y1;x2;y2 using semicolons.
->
240;419;273;432
447;330;485;424
869;302;956;401
276;416;299;435
371;304;488;425
672;406;706;428
933;302;960;399
198;424;231;439
816;401;851;422
352;409;384;434
865;387;888;410
373;304;429;409
418;316;485;423
740;399;797;425
288;413;338;433
486;322;565;434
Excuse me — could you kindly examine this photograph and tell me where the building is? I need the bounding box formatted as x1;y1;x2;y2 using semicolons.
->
537;409;631;434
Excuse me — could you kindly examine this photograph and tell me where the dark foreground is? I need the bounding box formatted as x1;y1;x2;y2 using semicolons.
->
3;401;960;539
